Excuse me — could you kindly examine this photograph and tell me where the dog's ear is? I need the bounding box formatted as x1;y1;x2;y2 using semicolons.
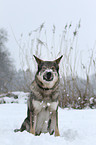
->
54;55;63;64
33;55;43;64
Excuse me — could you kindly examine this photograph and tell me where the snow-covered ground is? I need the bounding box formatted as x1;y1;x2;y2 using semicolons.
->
0;103;96;145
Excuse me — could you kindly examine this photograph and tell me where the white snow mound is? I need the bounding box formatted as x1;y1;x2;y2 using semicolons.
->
0;104;96;145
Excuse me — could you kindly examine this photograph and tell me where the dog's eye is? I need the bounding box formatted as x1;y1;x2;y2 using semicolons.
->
42;66;47;70
51;66;55;71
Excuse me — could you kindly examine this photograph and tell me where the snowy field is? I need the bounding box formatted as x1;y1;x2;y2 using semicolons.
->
0;103;96;145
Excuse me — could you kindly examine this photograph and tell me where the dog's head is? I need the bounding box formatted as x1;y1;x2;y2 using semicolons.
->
34;55;63;89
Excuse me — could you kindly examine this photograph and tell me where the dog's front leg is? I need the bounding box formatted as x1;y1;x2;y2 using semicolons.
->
55;109;60;137
30;111;37;135
49;108;60;136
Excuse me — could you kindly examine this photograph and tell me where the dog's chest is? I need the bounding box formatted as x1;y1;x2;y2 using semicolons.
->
32;99;58;113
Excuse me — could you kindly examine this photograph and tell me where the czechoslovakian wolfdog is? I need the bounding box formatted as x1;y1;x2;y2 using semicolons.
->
14;55;63;136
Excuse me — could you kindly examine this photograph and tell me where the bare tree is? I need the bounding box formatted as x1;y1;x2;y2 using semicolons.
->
0;28;14;93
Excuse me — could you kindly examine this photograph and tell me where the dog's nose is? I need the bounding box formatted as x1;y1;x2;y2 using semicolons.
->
46;72;52;79
43;71;53;81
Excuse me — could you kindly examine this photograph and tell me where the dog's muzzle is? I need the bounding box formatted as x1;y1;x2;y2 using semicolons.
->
43;71;54;81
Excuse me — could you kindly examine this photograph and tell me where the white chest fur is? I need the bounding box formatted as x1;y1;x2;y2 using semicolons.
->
32;99;58;113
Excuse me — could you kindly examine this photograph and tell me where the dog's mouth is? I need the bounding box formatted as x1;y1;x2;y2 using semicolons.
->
43;72;54;81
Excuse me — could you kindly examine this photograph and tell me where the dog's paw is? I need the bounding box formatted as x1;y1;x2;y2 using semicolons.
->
55;127;60;136
14;129;20;132
35;131;41;136
49;129;54;135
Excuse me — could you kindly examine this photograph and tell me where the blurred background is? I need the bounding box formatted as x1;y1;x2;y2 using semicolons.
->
0;0;96;109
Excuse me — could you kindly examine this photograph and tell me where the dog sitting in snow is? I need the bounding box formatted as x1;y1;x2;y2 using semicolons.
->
14;55;63;136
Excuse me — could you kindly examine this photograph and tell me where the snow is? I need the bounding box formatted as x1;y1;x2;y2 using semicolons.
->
47;103;50;106
0;103;96;145
0;92;29;104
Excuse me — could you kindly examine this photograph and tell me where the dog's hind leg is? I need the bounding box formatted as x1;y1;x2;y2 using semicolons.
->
14;117;30;133
14;129;21;132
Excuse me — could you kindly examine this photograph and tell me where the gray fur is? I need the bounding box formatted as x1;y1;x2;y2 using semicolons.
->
14;55;63;136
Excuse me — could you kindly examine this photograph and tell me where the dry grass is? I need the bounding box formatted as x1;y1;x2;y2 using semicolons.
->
15;22;96;109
